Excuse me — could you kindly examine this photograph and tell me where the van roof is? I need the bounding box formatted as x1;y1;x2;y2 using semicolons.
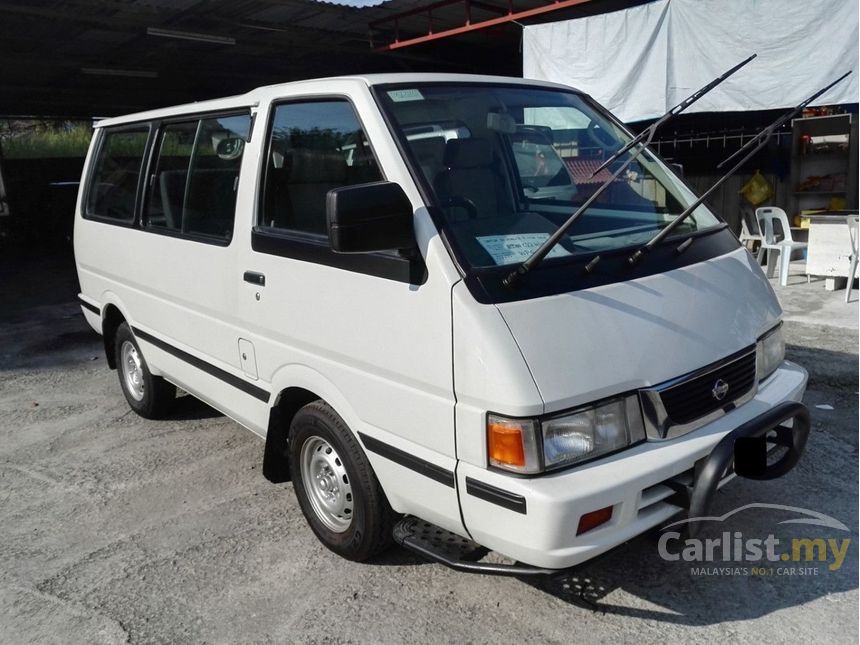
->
95;73;580;128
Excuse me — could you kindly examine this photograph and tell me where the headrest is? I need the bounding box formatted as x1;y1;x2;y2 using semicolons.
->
410;137;446;160
443;138;493;169
288;148;348;184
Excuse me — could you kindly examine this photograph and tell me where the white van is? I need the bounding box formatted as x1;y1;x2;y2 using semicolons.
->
74;74;810;574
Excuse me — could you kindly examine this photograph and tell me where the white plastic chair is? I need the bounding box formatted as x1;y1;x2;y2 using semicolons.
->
756;207;808;287
846;215;859;303
739;214;763;250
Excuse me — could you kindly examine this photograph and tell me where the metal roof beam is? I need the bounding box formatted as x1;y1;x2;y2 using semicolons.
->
371;0;595;51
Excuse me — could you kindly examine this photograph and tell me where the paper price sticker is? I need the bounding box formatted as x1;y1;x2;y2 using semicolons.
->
477;233;571;265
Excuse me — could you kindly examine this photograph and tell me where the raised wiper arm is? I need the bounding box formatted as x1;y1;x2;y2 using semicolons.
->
716;70;852;171
502;54;757;288
588;54;757;179
627;71;853;266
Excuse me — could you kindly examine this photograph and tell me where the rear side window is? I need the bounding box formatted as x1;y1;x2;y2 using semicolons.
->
145;114;251;242
86;128;149;221
146;121;197;232
260;100;382;236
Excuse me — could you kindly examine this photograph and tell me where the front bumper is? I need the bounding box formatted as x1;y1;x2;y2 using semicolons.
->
457;360;808;570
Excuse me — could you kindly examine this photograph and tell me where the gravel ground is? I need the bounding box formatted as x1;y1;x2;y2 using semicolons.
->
0;254;857;644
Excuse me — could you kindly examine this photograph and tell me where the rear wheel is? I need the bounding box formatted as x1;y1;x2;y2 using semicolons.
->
289;401;395;561
114;323;176;419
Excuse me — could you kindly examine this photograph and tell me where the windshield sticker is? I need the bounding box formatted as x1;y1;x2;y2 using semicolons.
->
387;89;425;102
477;233;571;265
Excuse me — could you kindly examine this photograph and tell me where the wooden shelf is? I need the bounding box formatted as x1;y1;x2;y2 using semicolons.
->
791;114;858;213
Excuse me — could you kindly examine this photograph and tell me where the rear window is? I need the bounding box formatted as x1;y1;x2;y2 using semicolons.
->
86;128;149;221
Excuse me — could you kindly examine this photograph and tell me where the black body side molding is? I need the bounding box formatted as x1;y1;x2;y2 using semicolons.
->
131;326;270;403
465;477;527;514
78;296;100;315
358;432;455;488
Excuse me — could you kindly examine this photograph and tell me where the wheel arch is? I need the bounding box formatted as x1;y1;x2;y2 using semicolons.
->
262;365;366;484
100;301;126;369
262;386;319;483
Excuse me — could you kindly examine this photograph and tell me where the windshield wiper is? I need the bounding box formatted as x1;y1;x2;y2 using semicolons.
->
502;54;757;288
627;70;852;266
588;54;757;180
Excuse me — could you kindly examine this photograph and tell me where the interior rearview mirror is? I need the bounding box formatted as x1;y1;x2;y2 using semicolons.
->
326;181;415;254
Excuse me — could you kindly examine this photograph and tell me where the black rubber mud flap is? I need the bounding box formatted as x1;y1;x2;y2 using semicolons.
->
262;406;291;483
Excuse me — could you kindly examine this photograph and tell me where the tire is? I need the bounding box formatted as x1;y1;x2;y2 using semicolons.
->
289;401;395;561
114;322;176;419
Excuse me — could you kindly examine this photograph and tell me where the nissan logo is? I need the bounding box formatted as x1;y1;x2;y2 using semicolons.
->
711;379;730;401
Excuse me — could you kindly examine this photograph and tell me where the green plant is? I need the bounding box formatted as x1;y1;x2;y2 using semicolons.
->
0;121;93;159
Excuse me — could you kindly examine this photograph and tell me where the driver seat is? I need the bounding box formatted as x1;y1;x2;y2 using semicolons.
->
435;139;513;220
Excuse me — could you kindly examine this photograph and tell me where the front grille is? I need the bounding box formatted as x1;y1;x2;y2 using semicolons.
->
659;349;757;424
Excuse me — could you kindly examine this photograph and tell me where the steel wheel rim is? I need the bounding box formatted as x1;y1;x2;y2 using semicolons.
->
121;340;145;402
300;436;354;533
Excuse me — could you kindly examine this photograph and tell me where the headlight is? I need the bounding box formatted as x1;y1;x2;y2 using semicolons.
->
487;396;645;474
756;323;785;382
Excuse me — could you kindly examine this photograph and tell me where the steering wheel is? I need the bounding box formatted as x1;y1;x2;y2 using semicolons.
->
444;196;479;218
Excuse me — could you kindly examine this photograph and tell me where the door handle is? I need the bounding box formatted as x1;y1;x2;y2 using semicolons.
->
244;271;266;286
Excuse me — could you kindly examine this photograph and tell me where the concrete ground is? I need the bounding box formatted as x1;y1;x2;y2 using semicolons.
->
773;260;859;331
1;252;857;645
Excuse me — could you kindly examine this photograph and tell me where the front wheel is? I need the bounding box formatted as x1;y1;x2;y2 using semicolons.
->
289;401;395;561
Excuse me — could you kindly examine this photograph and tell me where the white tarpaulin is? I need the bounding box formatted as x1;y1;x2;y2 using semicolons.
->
523;0;858;122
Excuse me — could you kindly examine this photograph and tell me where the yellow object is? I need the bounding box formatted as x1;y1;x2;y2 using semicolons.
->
829;196;847;210
739;170;773;206
799;209;825;228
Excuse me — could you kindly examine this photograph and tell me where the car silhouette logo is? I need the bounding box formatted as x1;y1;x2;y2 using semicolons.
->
711;378;730;401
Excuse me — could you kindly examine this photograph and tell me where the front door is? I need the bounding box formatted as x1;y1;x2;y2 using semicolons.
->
238;96;464;533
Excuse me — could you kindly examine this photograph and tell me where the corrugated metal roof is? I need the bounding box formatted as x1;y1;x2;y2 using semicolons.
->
0;0;633;115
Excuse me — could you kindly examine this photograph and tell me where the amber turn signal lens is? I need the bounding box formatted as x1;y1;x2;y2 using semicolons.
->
487;420;526;468
576;506;613;535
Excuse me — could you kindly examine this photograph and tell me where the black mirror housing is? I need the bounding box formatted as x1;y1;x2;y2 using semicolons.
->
326;181;415;254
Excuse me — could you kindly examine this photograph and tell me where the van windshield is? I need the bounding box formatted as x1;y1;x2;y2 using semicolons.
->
376;84;721;270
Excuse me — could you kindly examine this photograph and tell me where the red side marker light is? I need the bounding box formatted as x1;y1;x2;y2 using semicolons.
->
577;506;613;535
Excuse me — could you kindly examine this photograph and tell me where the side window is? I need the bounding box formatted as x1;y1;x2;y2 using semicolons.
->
146;114;250;241
146;121;196;232
186;115;250;238
86;128;149;221
261;100;382;236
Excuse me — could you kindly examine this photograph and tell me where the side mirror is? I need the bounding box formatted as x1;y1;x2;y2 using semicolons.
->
326;181;415;254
